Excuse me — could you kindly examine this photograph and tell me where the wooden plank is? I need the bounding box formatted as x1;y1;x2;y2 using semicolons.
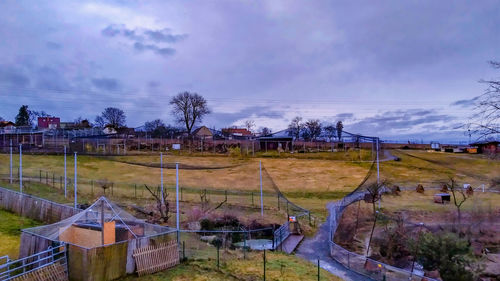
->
133;241;179;276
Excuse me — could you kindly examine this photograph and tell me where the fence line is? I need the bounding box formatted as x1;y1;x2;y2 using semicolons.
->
327;190;439;281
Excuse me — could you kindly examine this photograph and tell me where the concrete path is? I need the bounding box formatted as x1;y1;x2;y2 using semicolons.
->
282;234;304;254
296;203;372;281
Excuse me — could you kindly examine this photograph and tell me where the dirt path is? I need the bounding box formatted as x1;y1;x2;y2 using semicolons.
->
296;202;373;281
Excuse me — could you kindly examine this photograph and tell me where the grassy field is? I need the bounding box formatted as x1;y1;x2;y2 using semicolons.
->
382;150;500;187
0;154;370;194
0;210;41;259
122;251;341;281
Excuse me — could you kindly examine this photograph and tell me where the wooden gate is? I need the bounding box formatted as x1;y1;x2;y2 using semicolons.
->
132;241;179;276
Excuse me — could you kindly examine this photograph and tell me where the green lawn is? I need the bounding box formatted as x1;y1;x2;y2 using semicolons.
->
122;251;342;281
0;210;41;259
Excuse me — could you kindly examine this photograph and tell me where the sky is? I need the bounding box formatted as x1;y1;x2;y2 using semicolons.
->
0;0;499;142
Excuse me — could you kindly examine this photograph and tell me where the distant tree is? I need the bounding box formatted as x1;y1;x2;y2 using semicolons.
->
287;116;303;139
302;119;322;141
467;61;499;140
95;107;126;128
336;121;344;141
323;124;337;142
244;120;255;133
260;127;272;136
144;119;168;138
74;117;92;129
170;92;210;135
15;105;31;126
415;232;474;281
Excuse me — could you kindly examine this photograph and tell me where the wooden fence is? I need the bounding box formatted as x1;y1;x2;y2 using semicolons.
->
133;241;179;276
0;186;80;224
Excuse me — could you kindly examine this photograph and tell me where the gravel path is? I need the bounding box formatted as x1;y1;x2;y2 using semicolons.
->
296;203;373;281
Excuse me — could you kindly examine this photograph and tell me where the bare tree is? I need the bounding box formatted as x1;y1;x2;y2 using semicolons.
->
144;184;170;223
323;124;336;142
287;116;303;139
467;61;499;139
365;180;386;256
302;119;322;141
244;120;255;133
448;177;469;226
170;92;210;135
95;107;126;128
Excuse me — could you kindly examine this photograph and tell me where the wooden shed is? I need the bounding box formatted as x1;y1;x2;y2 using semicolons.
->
20;197;177;281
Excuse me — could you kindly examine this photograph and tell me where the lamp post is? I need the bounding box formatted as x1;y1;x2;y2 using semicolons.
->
410;222;425;279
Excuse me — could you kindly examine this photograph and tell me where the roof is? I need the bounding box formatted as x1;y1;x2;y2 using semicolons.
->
222;128;253;136
22;197;174;247
0;121;15;127
193;126;213;136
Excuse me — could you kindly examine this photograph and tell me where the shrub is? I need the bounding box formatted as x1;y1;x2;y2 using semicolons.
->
414;232;475;281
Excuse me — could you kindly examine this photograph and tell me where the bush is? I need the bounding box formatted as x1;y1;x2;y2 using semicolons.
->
414;232;475;281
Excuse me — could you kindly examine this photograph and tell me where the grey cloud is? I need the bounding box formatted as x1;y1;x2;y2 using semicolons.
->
349;109;456;133
36;65;70;91
46;41;62;50
207;106;285;127
0;65;30;87
451;97;479;107
91;78;120;91
101;25;121;37
335;113;354;119
144;29;187;43
134;42;175;57
102;24;184;57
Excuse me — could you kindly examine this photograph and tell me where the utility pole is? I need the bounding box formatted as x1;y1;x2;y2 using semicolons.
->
74;152;77;209
64;146;67;198
9;139;12;184
260;160;264;217
19;144;22;193
176;162;180;242
160;153;164;205
376;138;381;209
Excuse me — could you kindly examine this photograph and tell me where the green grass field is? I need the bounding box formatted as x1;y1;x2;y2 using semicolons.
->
122;251;341;281
0;210;41;259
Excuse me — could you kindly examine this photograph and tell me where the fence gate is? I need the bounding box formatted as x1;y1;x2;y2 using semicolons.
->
133;241;179;276
0;245;68;281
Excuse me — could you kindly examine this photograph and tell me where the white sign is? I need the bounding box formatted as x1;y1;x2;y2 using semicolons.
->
172;144;181;150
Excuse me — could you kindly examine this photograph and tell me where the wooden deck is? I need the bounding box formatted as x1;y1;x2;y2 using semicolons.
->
281;234;304;254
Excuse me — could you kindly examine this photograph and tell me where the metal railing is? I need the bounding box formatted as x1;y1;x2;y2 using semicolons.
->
0;244;67;281
272;222;290;250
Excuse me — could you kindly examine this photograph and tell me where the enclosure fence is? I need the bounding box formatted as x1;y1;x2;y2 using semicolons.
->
0;244;68;281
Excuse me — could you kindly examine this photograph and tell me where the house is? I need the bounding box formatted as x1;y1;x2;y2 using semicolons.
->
192;126;213;138
221;127;253;140
37;116;60;130
470;141;499;155
0;121;16;133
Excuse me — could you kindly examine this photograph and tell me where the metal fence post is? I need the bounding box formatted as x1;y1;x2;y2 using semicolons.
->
263;249;266;281
9;139;12;184
74;152;77;208
317;259;320;281
19;144;22;193
260;160;263;217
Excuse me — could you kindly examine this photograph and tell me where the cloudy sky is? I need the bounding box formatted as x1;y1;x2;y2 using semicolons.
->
0;1;499;142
